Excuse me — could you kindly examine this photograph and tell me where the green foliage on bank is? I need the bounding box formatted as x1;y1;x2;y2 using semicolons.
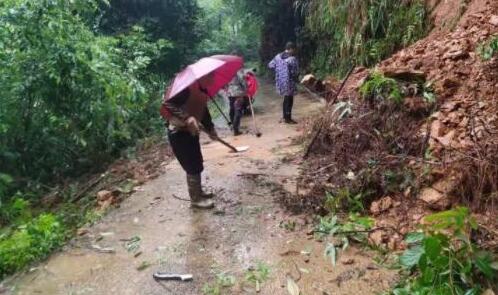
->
296;0;430;77
393;208;497;294
0;213;65;278
0;0;202;199
0;0;202;277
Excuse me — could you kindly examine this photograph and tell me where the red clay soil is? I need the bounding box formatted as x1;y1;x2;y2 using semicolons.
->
295;0;498;250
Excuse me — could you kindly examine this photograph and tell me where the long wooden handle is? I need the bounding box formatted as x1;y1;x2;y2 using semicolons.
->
200;127;238;152
210;97;232;126
248;97;260;135
303;65;355;159
214;136;238;153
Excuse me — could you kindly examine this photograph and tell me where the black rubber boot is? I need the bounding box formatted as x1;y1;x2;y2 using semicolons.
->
187;174;214;209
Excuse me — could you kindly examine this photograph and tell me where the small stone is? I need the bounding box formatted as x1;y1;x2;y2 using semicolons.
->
489;15;498;26
341;258;355;265
369;230;385;247
419;188;451;210
370;196;393;215
97;190;112;202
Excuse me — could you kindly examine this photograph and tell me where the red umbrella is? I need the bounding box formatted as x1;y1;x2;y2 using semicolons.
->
161;55;243;124
164;55;244;101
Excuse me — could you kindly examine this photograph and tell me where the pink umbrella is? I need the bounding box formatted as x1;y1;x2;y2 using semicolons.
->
165;55;244;100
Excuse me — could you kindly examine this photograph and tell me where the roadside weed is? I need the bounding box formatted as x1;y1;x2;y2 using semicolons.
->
392;207;498;294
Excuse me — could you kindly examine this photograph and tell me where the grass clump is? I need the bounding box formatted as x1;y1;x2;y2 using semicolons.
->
244;262;271;292
392;207;498;294
360;72;404;104
202;272;236;295
316;213;374;266
0;213;65;278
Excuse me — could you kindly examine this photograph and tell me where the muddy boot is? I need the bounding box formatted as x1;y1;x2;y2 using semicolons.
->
187;174;214;209
201;190;214;199
200;176;214;199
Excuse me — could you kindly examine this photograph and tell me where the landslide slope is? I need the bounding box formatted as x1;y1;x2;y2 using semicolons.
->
295;0;498;248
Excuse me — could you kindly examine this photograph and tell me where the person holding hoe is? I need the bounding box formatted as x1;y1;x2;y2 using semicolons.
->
226;69;248;136
268;42;299;124
160;55;244;209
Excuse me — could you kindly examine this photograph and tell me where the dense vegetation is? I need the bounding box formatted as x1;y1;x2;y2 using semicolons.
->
197;0;262;60
0;0;200;203
225;0;429;77
295;0;429;77
0;0;202;277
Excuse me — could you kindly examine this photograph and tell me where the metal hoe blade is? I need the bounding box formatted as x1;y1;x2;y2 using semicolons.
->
235;146;249;152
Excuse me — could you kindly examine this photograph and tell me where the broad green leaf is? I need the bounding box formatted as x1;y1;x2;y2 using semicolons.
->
421;266;435;285
423;236;441;261
474;252;495;279
399;245;424;268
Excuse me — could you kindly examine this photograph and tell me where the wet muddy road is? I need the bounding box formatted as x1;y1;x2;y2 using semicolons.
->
5;83;397;295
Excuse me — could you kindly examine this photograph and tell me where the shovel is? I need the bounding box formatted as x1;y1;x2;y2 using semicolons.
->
247;97;262;137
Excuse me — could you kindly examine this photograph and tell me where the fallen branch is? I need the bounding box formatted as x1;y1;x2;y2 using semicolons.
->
237;172;269;178
298;84;335;101
71;174;106;203
303;65;356;159
313;226;403;236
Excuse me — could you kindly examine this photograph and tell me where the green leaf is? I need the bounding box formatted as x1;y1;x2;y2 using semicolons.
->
463;288;479;295
474;252;495;279
405;232;424;244
423;236;441;262
421;266;435;285
400;245;424;268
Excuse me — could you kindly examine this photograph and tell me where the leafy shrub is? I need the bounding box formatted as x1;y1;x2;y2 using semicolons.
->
0;174;13;208
324;189;365;214
0;213;65;278
393;207;497;294
0;196;31;226
316;213;374;265
0;0;170;195
360;72;404;103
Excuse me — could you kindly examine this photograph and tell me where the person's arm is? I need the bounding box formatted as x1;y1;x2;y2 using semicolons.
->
200;107;214;131
200;107;218;139
289;57;299;82
163;88;201;135
268;56;276;70
163;92;189;121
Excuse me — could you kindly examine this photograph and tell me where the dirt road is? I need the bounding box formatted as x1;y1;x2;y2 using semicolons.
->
4;82;396;295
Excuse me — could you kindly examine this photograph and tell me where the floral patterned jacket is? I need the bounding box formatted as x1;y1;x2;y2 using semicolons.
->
268;52;299;96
